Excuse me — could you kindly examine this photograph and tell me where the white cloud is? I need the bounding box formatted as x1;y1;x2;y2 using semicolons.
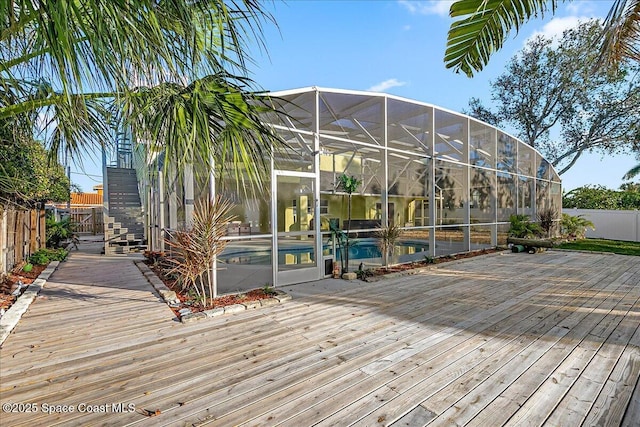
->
367;78;407;92
398;0;453;17
526;16;590;45
403;24;412;31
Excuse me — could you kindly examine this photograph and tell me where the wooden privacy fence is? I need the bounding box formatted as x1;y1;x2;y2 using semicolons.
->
0;205;46;275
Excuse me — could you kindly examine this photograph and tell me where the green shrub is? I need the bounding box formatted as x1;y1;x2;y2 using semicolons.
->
261;283;276;295
29;250;50;265
560;213;595;239
29;248;68;265
23;263;33;272
537;207;558;237
46;215;73;248
375;223;403;266
509;214;542;238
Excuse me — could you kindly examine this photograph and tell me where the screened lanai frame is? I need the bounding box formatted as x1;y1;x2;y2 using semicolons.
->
146;87;561;290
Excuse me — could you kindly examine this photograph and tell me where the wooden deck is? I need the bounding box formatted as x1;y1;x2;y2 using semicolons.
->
0;249;639;426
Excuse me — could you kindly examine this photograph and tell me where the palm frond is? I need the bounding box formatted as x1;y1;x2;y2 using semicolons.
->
124;73;287;197
599;0;640;67
0;1;275;100
623;163;640;180
445;0;557;77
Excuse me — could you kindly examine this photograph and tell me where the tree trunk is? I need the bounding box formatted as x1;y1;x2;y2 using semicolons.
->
506;237;555;248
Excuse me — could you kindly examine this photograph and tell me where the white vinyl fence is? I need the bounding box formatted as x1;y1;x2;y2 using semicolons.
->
563;209;640;242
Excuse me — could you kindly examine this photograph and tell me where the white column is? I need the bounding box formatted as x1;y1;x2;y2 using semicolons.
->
168;163;178;230
184;164;195;227
428;108;436;257
209;155;217;298
158;170;165;252
463;118;471;252
1;207;6;274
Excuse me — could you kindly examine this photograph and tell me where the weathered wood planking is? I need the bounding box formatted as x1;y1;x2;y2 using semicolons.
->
0;251;639;427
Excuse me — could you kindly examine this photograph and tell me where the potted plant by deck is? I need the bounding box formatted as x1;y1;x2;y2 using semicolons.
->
337;174;361;279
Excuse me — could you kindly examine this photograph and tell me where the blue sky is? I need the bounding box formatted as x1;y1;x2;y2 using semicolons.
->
72;0;636;193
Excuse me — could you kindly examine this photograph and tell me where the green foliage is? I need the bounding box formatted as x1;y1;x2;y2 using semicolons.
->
29;251;49;265
46;216;73;248
557;239;640;256
508;214;542;238
0;138;70;205
165;197;235;302
127;76;287;198
261;283;276;295
560;214;595;239
445;0;555;76
375;224;403;266
22;263;33;272
337;174;362;195
445;0;640;76
466;21;640;176
537;207;558;237
563;185;640;210
0;1;284;200
623;162;640;180
336;174;362;273
29;248;68;265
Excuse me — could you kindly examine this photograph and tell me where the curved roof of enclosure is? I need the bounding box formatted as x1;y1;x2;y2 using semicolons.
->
264;87;561;183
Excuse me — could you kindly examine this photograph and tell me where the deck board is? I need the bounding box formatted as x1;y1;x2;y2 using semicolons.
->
1;250;639;426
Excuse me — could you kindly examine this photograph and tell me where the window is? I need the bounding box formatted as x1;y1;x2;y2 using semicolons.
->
319;199;329;214
292;199;297;223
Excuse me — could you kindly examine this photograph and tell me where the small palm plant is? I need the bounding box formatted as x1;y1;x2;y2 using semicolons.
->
337;174;361;273
537;207;558;238
376;223;403;266
508;214;542;238
165;196;235;305
561;213;595;240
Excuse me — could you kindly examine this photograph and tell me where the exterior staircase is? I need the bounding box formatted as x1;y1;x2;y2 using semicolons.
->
104;167;146;255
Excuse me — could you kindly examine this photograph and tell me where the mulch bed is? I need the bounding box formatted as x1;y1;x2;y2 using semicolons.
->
365;247;502;277
0;263;48;313
145;259;276;317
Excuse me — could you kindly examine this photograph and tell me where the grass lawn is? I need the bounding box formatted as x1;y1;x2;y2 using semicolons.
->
557;238;640;256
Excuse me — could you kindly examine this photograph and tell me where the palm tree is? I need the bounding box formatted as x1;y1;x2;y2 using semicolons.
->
337;174;361;274
623;163;640;180
0;1;283;188
445;0;640;77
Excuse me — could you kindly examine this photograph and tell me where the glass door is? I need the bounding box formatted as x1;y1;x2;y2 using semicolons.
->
274;172;321;285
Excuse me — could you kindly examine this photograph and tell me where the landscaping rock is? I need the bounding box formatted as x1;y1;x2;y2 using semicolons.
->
260;298;280;307
204;307;225;317
342;272;358;280
181;312;207;323
224;304;245;314
243;301;261;309
158;289;177;302
274;291;292;302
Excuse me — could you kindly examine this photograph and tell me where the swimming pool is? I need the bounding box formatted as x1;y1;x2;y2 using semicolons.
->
218;240;430;266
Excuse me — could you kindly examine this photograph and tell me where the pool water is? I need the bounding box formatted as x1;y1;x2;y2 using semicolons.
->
218;241;430;265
